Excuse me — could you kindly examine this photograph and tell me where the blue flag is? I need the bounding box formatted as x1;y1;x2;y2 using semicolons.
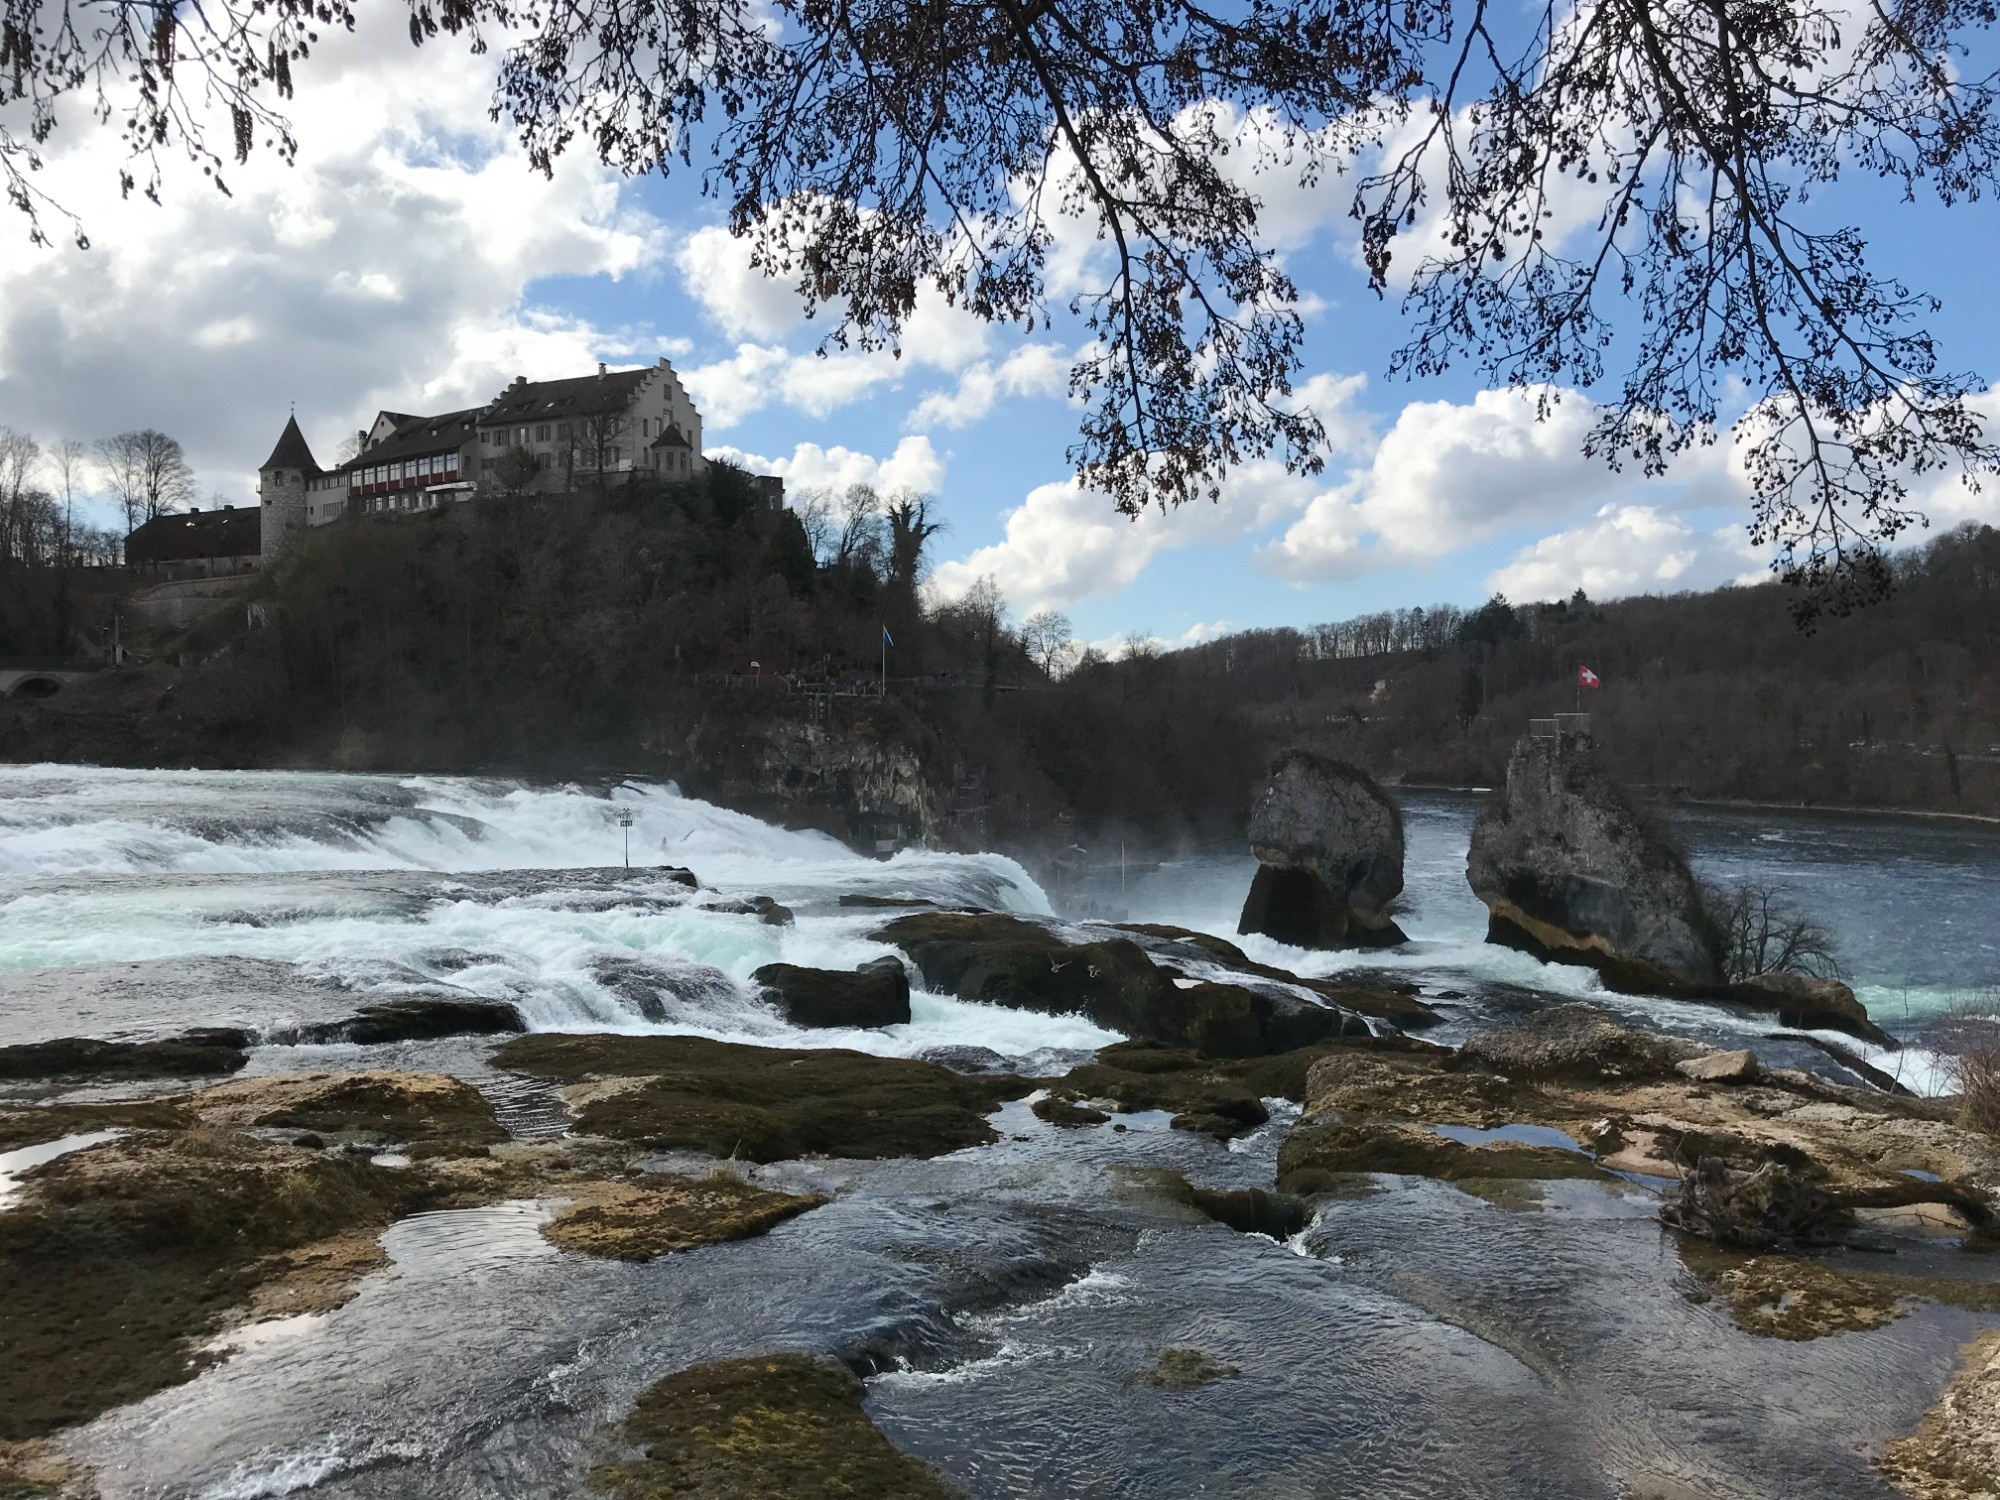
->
882;625;894;646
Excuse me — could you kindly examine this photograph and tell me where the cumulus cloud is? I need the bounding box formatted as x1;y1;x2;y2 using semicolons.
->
707;436;947;495
925;371;1372;610
907;344;1070;429
1263;386;1740;582
673;225;805;341
0;20;669;500
929;455;1324;611
1485;504;1766;601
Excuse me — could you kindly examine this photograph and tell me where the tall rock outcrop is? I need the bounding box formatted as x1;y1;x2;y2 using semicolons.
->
1237;751;1407;950
1467;728;1722;993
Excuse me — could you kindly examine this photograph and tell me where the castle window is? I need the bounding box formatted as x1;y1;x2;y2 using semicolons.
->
536;424;551;441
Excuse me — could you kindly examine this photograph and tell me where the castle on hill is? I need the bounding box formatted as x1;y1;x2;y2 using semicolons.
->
251;358;758;567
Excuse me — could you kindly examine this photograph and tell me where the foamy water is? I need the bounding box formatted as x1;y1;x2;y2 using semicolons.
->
0;765;1108;1060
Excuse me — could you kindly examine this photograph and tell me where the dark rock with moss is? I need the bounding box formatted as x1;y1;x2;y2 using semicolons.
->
495;1033;1026;1161
1452;1003;1708;1083
1138;1348;1240;1390
1031;1037;1435;1143
283;999;527;1046
1468;729;1723;994
1724;973;1894;1047
0;1030;250;1082
1238;751;1407;950
1114;923;1442;1031
0;1127;487;1439
541;1174;824;1260
589;1353;961;1500
1277;1116;1609;1194
872;912;1359;1056
753;959;911;1029
192;1070;510;1145
0;1098;194;1151
1032;1094;1111;1127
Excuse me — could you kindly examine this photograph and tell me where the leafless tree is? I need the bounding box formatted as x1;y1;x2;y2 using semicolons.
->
47;438;86;562
792;488;834;565
832;485;883;571
9;0;2000;617
96;430;196;532
1020;607;1075;678
562;406;630;499
1703;879;1846;983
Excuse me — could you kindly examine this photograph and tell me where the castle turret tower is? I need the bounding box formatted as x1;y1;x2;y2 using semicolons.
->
258;414;320;567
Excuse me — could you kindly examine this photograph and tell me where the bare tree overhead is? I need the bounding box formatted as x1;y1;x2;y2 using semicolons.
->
9;0;1999;619
96;430;196;532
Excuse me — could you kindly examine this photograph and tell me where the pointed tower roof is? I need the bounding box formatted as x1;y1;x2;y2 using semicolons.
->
260;414;321;473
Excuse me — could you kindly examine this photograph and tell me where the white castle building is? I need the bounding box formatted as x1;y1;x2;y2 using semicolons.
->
258;360;724;565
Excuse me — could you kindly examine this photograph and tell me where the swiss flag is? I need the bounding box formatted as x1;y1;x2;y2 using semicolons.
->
1578;665;1601;688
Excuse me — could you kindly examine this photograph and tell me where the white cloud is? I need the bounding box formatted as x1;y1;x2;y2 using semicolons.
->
929;455;1322;611
1264;385;1740;582
924;371;1372;610
1485;504;1766;601
674;224;806;341
0;18;670;502
708;436;946;495
908;344;1070;429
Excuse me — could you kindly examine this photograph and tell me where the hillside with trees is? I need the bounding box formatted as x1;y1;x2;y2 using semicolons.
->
3;460;1996;848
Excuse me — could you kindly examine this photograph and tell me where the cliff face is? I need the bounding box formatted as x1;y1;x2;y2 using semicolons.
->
676;710;952;852
1467;731;1723;993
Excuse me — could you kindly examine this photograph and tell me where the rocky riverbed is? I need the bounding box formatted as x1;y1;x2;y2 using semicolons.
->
3;979;1997;1496
4;765;1998;1498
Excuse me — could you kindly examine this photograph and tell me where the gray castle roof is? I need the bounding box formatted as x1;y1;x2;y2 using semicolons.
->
336;408;485;474
260;415;321;474
484;368;653;423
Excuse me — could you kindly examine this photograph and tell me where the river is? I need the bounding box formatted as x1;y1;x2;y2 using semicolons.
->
3;763;1997;1498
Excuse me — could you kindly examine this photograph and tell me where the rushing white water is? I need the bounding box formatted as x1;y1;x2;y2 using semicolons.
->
3;764;1990;1088
0;765;1114;1061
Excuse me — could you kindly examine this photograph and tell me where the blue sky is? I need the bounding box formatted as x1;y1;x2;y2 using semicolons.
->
2;19;1997;650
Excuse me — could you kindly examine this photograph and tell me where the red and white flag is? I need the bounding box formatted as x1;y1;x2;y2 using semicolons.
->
1577;665;1601;688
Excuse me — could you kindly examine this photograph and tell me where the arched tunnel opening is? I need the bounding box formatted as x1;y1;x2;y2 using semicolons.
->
10;677;62;699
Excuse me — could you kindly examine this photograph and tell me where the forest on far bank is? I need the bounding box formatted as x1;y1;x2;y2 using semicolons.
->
2;458;1995;845
1164;521;2000;823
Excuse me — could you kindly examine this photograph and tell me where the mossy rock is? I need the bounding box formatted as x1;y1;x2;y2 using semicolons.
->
0;1130;456;1439
1276;1117;1609;1193
1113;922;1442;1030
495;1034;1027;1162
873;913;1358;1055
0;1031;249;1082
1678;1239;2000;1340
1138;1347;1240;1390
193;1071;508;1145
542;1175;825;1260
1032;1037;1428;1143
589;1353;960;1499
0;1099;193;1152
286;1000;527;1046
752;961;911;1029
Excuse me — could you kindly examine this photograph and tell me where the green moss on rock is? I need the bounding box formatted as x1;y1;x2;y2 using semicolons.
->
542;1174;825;1260
495;1034;1027;1161
0;1130;458;1439
872;912;1370;1056
589;1353;960;1500
0;1099;193;1151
